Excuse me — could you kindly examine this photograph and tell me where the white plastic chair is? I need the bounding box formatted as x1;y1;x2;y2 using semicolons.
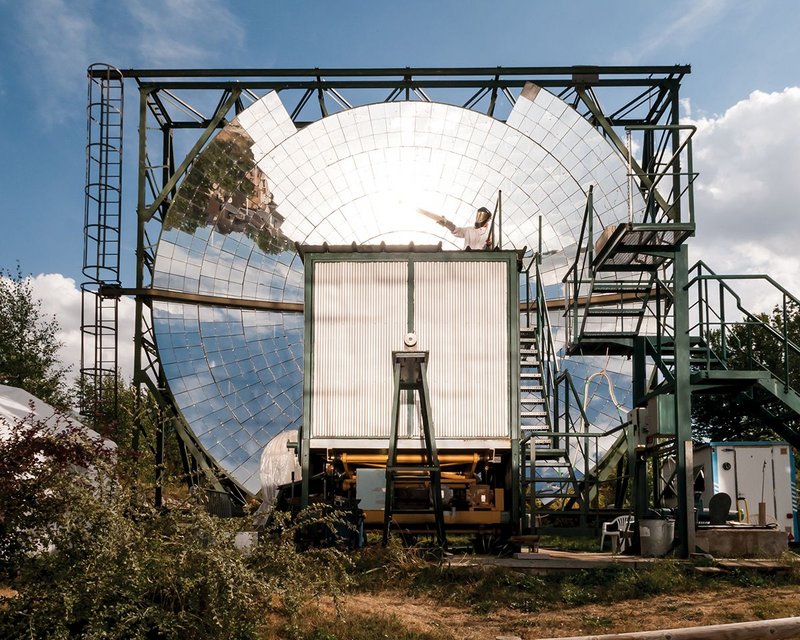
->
600;515;633;553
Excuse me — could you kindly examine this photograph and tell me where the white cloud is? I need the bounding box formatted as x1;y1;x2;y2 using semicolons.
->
14;0;245;122
613;0;731;62
17;0;95;123
687;87;800;312
28;274;136;385
125;0;245;67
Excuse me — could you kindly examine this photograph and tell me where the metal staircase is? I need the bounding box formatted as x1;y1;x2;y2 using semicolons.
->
560;123;701;554
561;122;800;555
687;261;800;449
520;250;588;532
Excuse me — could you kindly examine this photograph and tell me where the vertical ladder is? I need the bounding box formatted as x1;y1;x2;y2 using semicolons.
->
383;351;446;547
81;64;123;420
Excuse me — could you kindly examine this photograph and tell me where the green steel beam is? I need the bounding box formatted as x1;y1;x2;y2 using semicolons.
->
576;87;672;217
140;88;241;222
98;65;691;79
674;245;694;557
102;286;303;313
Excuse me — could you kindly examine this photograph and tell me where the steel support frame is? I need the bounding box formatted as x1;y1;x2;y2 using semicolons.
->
85;65;691;506
626;84;695;558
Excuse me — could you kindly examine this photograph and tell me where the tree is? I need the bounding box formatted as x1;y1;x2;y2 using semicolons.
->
0;409;111;579
0;265;71;409
692;301;800;443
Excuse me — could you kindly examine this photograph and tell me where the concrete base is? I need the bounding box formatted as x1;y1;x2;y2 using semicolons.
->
695;526;788;558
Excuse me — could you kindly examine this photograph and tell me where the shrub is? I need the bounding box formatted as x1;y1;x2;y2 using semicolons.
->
0;411;353;639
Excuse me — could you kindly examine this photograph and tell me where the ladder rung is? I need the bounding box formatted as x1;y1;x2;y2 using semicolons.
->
521;411;548;418
521;372;542;379
521;385;544;392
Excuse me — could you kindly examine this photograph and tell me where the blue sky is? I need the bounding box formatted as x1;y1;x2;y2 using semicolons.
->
0;0;799;377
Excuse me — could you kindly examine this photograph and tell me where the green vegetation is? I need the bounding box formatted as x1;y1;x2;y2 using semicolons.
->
0;412;352;639
538;534;598;552
351;544;800;615
0;264;72;409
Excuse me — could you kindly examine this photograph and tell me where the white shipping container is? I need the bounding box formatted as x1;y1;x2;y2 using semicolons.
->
695;442;799;541
305;250;517;446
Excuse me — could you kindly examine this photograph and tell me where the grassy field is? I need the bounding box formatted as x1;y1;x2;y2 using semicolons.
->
282;544;800;640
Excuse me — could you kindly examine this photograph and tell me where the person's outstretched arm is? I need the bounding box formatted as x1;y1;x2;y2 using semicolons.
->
416;207;456;232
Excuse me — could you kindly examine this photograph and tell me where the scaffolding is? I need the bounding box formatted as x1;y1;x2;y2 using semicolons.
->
83;64;699;521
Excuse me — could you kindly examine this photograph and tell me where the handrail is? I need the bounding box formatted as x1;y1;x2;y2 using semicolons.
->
625;124;698;225
534;248;559;428
562;187;596;346
688;260;800;392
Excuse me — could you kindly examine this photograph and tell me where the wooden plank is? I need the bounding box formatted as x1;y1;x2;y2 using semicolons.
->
537;616;800;640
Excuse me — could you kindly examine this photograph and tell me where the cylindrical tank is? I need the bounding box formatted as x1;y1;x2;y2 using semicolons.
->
639;518;675;556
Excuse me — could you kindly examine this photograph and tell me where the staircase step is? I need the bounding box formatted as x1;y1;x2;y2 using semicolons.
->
592;282;653;293
532;448;568;458
521;411;548;418
521;385;544;392
521;372;542;379
585;307;645;317
387;508;438;514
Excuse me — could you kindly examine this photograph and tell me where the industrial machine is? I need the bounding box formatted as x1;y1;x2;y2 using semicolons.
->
81;65;800;556
299;245;520;538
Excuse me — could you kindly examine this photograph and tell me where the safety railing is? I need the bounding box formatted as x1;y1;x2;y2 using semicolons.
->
624;124;697;225
688;260;800;393
562;187;596;347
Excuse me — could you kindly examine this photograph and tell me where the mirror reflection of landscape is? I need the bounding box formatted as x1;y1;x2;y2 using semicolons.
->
153;87;644;494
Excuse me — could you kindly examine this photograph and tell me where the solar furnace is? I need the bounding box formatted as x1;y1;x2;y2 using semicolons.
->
153;84;644;495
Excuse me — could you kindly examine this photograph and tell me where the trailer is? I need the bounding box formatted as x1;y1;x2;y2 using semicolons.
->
694;442;799;542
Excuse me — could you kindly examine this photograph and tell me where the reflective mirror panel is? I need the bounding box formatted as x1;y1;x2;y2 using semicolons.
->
154;87;643;494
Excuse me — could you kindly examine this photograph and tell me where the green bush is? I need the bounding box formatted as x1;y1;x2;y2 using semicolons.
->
0;413;353;639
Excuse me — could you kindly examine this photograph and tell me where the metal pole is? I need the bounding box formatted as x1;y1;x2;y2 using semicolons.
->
674;244;695;557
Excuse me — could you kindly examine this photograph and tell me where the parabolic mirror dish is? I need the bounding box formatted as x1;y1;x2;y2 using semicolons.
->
153;84;645;495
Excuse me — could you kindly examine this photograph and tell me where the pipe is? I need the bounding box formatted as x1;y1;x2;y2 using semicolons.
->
339;452;481;466
537;616;800;640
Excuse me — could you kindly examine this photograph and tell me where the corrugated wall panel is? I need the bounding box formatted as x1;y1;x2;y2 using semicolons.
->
311;261;407;437
414;261;509;438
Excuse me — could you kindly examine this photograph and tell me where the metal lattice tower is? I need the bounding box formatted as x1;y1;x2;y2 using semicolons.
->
84;65;692;512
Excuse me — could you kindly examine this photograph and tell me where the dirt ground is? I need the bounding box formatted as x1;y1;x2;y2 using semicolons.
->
325;585;800;639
